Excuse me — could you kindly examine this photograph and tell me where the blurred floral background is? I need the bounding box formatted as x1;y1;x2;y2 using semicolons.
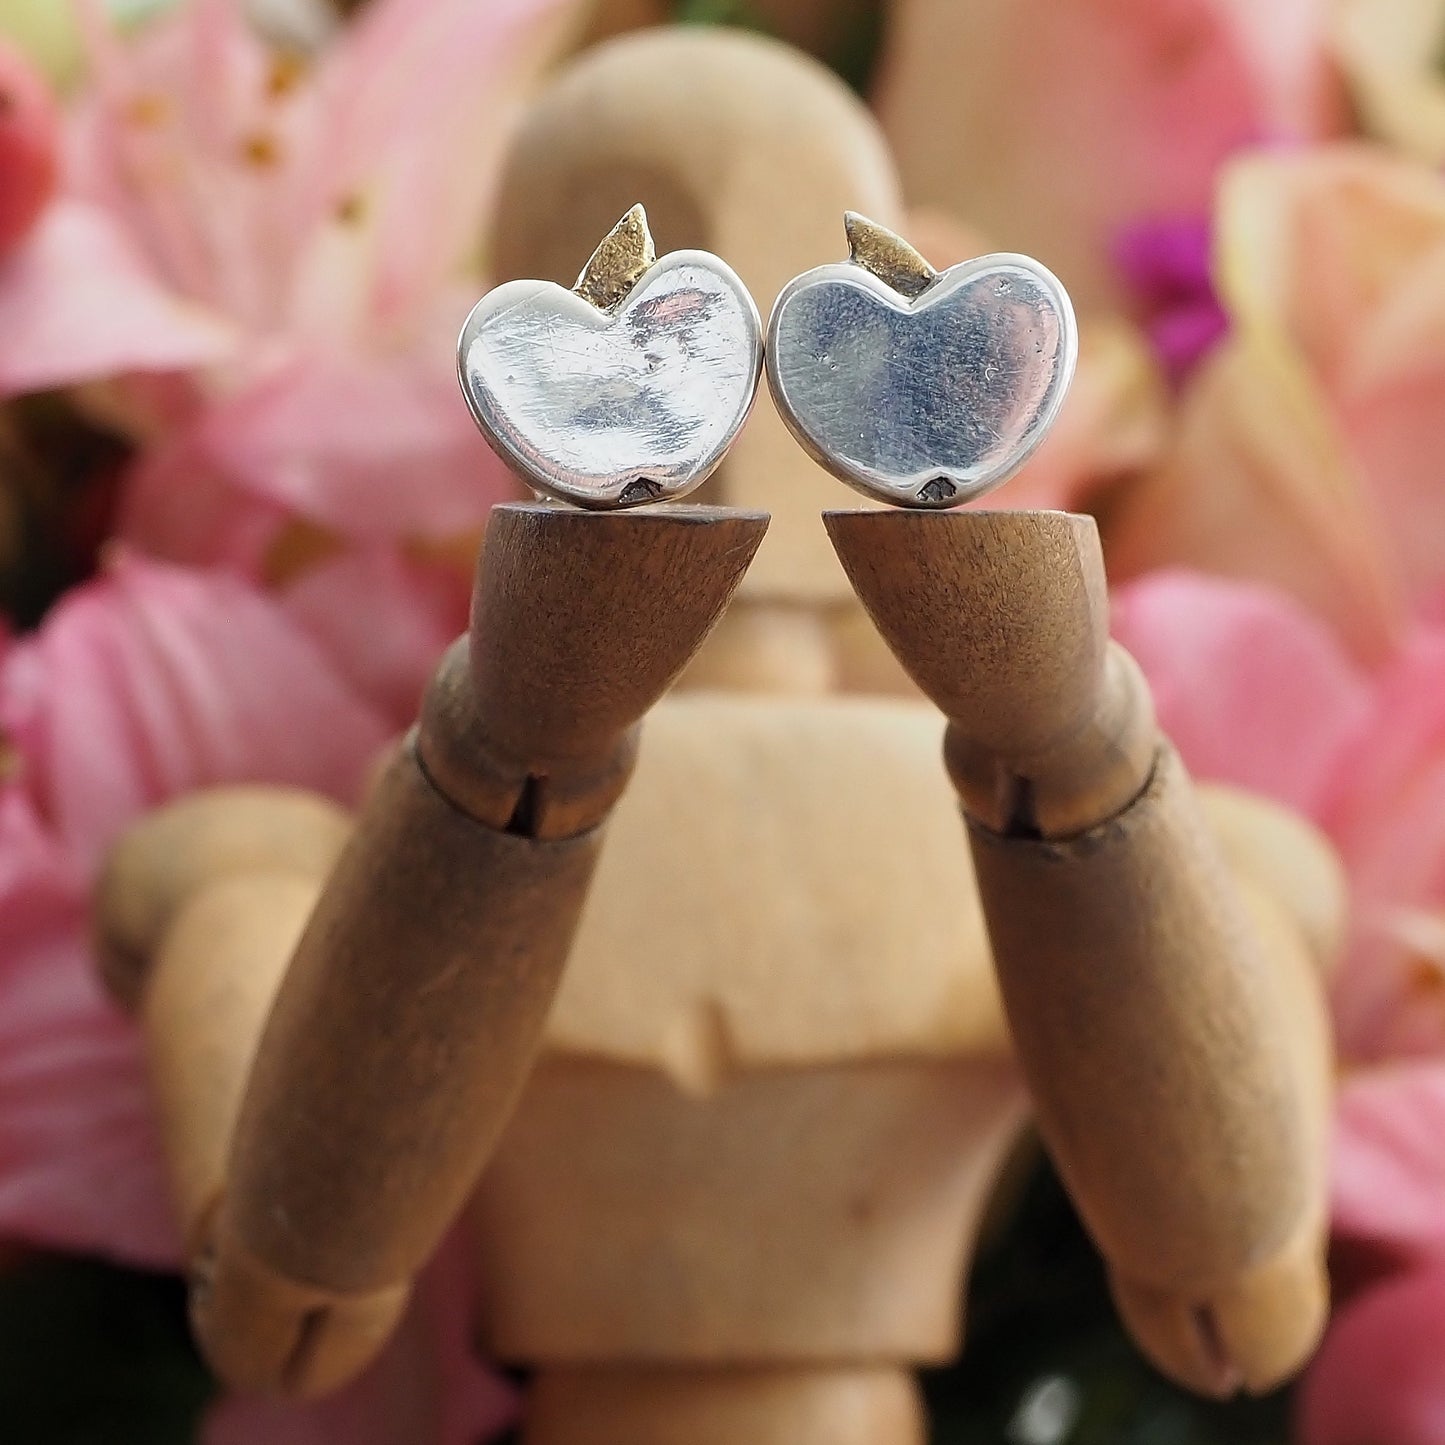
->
2;0;1445;1441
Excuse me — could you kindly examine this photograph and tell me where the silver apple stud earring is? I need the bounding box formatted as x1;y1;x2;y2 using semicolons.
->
457;205;763;510
766;212;1077;508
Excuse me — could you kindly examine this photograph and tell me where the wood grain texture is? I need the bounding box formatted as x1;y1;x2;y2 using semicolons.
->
187;501;765;1393
525;1363;925;1445
826;510;1107;746
826;506;1334;1397
968;749;1316;1284
220;746;601;1295
490;28;900;605
470;1056;1025;1363
825;509;1154;834
420;502;767;837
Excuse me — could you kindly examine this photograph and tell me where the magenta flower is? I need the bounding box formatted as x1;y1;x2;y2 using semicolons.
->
1113;215;1230;386
875;0;1346;310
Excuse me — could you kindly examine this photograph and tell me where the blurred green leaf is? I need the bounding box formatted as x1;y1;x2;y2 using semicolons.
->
673;0;770;31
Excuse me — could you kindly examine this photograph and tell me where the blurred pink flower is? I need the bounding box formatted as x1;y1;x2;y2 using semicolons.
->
1111;570;1369;817
874;0;1346;310
1113;570;1445;1276
1332;1063;1445;1261
0;552;388;1264
1115;571;1445;1057
1296;1266;1445;1445
0;34;62;257
1108;144;1445;662
0;552;517;1439
0;0;579;564
280;544;469;723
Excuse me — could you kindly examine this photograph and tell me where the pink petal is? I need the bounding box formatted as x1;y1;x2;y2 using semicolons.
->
1334;1063;1445;1259
0;793;174;1264
0;556;392;1265
282;546;470;725
0;200;234;396
194;345;518;539
0;552;389;873
69;0;303;330
1297;1266;1445;1445
1322;633;1445;1059
0;787;81;934
1110;569;1372;815
203;1230;518;1445
1344;366;1445;608
301;0;581;330
1105;337;1405;664
115;430;290;575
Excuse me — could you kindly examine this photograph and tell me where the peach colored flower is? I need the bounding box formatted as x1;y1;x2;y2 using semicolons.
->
874;0;1346;311
1107;144;1445;663
1331;0;1445;166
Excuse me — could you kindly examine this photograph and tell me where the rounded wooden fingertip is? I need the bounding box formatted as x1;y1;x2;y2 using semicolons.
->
491;27;903;603
823;509;1108;755
94;786;351;1012
1110;1220;1329;1398
191;1217;409;1397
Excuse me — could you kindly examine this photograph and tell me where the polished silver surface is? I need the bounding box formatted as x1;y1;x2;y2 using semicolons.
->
458;251;762;509
766;251;1078;508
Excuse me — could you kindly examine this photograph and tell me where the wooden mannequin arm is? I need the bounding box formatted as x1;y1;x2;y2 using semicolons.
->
826;506;1335;1397
96;501;765;1397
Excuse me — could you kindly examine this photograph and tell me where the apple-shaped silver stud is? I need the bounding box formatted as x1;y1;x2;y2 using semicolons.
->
766;213;1078;509
457;205;763;510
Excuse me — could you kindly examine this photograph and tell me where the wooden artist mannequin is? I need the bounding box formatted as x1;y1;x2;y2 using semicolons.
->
95;26;1340;1445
